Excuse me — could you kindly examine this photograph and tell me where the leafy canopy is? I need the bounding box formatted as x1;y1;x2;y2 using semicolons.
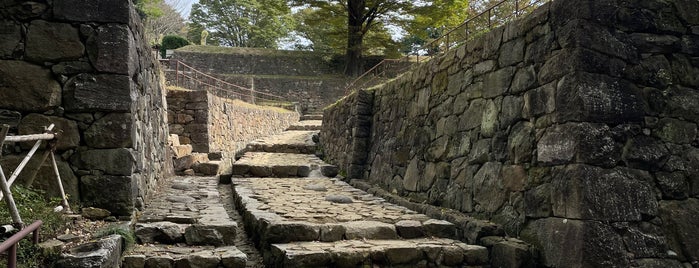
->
189;0;293;48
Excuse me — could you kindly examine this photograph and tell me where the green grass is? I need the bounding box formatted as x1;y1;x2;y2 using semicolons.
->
0;186;69;268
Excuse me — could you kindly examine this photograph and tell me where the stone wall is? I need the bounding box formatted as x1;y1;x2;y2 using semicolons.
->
168;89;299;171
221;75;348;114
170;47;352;113
0;0;170;218
321;0;699;266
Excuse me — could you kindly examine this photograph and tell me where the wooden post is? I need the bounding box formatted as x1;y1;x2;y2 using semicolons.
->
0;125;23;228
50;153;71;213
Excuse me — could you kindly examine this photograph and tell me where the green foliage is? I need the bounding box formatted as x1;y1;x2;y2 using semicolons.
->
94;225;135;251
0;186;68;268
160;35;190;57
135;0;165;19
189;0;293;48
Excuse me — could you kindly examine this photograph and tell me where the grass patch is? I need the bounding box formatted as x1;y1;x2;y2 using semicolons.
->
0;186;69;268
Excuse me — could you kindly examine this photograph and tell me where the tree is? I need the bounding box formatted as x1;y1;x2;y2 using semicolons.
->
292;0;469;76
144;1;187;45
189;0;293;48
402;0;469;55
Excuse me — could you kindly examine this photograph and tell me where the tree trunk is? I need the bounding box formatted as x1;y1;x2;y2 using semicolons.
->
345;0;365;77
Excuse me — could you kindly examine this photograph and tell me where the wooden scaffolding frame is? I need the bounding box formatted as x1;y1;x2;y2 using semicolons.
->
0;123;71;228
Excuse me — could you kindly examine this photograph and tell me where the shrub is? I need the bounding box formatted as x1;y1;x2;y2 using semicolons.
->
160;35;190;58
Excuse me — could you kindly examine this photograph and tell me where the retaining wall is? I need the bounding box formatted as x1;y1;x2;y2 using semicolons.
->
0;0;170;217
321;0;699;266
167;89;299;172
171;47;352;113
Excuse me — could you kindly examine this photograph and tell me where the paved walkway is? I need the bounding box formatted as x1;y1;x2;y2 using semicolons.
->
230;117;488;267
126;116;488;267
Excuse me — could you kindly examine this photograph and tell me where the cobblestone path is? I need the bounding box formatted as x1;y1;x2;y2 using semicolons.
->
124;115;488;267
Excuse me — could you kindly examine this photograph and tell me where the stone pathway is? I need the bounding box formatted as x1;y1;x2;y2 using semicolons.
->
123;176;249;268
125;115;489;267
286;120;322;131
245;130;317;154
231;116;489;267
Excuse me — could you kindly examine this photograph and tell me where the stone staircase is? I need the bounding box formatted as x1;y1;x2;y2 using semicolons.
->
122;175;247;268
230;116;490;267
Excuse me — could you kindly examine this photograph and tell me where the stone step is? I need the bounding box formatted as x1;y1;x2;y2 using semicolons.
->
232;177;460;249
135;176;238;246
193;160;221;176
231;152;337;177
173;153;209;173
267;238;488;267
300;114;323;120
245;130;318;154
123;244;247;268
287;120;322;131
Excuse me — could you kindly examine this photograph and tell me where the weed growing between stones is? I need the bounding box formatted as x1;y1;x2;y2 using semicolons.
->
94;225;135;251
0;186;69;268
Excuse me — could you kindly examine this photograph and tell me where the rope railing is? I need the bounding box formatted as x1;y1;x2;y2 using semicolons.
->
345;0;550;94
159;59;294;109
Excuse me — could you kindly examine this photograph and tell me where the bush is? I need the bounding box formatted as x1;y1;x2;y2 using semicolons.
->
160;35;190;58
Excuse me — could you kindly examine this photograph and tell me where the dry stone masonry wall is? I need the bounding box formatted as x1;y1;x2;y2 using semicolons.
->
0;0;170;218
171;48;351;113
321;0;699;266
167;89;299;173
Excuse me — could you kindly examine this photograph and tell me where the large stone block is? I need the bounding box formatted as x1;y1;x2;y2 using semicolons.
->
537;123;620;167
556;72;644;124
26;20;84;62
63;73;131;112
71;148;135;176
0;60;61;112
18;113;80;151
87;24;137;75
0;20;21;57
473;162;505;213
55;234;122;268
482;67;516;98
551;165;657;221
80;175;134;216
53;0;130;23
521;218;629;267
659;199;699;262
84;113;133;149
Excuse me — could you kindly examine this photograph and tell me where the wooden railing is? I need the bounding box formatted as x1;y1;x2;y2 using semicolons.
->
0;220;42;268
159;59;295;109
345;0;550;93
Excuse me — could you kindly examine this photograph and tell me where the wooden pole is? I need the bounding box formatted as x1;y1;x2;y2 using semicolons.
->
0;125;22;228
50;153;71;213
